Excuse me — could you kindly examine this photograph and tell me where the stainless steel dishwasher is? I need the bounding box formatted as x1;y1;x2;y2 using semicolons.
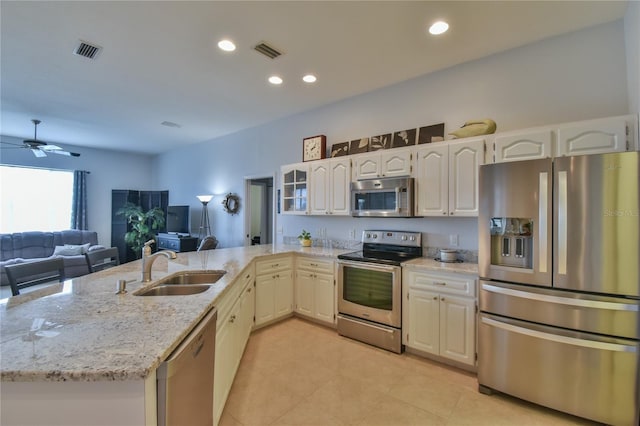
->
157;308;217;426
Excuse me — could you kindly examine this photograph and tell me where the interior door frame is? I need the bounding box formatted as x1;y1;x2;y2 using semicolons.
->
243;173;276;247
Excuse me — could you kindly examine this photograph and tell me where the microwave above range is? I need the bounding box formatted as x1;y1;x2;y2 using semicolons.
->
351;177;415;217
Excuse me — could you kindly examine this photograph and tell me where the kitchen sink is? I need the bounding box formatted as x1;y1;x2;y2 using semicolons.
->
137;284;211;296
156;271;226;285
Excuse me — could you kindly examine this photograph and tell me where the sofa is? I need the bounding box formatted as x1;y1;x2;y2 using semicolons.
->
0;230;103;286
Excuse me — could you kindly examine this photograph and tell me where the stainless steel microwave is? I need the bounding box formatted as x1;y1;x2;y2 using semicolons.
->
351;177;414;217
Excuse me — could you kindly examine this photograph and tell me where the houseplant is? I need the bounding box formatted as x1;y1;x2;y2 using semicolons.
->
116;202;166;258
298;229;312;247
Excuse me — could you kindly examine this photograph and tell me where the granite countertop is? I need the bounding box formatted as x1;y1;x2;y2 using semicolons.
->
0;244;348;383
402;257;479;275
0;244;477;383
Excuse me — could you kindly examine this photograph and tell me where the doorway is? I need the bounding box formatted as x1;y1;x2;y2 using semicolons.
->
244;175;275;246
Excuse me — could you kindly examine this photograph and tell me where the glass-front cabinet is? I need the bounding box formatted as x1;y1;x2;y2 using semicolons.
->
281;163;309;214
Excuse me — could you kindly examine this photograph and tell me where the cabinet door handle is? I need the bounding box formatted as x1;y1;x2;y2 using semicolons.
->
441;297;445;302
246;288;252;293
229;315;236;323
246;274;250;279
433;296;438;300
434;282;446;286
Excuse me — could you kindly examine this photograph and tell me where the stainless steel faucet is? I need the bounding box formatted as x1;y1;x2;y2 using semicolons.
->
141;240;177;282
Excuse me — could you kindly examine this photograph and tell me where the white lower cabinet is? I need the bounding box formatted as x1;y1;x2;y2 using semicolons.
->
214;267;255;425
294;256;335;325
403;270;477;367
255;255;294;327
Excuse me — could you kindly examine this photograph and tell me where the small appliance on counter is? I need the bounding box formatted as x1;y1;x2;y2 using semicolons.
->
436;249;460;263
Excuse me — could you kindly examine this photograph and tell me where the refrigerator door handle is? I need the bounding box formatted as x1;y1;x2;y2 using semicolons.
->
538;172;548;273
481;316;638;353
482;283;639;311
557;170;568;275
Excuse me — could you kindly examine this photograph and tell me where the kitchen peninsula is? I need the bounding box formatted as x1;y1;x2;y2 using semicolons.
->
0;244;477;425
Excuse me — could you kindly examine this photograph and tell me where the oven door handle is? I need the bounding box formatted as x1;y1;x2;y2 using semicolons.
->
338;260;399;272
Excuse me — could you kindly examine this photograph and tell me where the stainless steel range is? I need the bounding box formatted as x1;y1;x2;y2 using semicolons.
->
337;230;422;353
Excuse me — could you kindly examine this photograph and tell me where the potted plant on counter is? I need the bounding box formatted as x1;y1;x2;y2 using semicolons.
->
298;229;312;247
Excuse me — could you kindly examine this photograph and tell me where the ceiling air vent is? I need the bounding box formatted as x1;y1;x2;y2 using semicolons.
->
73;40;102;59
254;42;282;60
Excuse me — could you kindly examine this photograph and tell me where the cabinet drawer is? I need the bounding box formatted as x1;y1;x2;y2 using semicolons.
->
408;271;476;297
296;257;333;274
256;255;293;275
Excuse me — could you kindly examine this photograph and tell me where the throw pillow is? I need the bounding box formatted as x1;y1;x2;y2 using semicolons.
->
53;245;84;256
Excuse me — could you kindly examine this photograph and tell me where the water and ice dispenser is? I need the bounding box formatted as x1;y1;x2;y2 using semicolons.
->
490;218;533;269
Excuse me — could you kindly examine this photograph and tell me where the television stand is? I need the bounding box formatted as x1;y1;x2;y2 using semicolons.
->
157;233;198;252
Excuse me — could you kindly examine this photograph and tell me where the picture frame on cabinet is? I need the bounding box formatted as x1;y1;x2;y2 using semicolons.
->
392;128;417;148
369;134;390;151
418;123;445;144
350;138;370;154
331;142;349;157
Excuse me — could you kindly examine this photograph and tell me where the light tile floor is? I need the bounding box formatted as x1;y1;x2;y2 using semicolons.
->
220;317;595;426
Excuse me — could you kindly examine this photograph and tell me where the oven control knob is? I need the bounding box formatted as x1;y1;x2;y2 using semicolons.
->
365;233;371;239
409;236;416;241
372;234;377;239
401;235;407;241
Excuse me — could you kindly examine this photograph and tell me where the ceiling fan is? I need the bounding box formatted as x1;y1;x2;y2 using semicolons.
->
0;119;80;157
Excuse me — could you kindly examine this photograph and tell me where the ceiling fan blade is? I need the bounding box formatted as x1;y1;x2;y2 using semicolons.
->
0;140;25;148
40;144;62;151
49;149;80;157
31;148;47;158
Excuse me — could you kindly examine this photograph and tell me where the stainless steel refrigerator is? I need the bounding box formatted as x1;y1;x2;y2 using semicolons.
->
478;151;639;426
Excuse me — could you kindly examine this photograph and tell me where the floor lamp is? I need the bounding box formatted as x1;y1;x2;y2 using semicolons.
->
197;195;212;242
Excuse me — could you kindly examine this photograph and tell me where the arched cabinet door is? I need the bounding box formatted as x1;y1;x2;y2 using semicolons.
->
448;137;485;217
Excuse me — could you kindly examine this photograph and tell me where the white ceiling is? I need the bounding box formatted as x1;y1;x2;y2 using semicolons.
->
0;1;628;155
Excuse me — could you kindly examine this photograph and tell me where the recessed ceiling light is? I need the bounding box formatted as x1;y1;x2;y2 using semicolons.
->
302;74;317;83
429;21;449;35
217;39;236;52
268;75;283;85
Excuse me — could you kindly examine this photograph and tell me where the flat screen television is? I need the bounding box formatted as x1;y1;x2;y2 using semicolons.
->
166;205;190;235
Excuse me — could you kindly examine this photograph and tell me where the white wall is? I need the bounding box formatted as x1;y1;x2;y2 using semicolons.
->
154;20;630;251
626;0;640;115
0;136;154;246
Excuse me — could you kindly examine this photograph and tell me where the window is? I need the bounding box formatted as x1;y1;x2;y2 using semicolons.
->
0;165;74;233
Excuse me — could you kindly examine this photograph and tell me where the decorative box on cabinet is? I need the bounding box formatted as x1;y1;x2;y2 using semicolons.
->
157;233;198;252
403;269;477;369
255;255;294;326
295;256;335;325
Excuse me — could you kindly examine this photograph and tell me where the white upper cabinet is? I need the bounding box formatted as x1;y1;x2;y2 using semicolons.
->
490;114;638;162
281;163;309;215
448;138;485;216
415;138;484;217
556;115;632;157
415;144;449;216
352;149;412;180
329;159;351;215
493;129;553;163
309;158;351;215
